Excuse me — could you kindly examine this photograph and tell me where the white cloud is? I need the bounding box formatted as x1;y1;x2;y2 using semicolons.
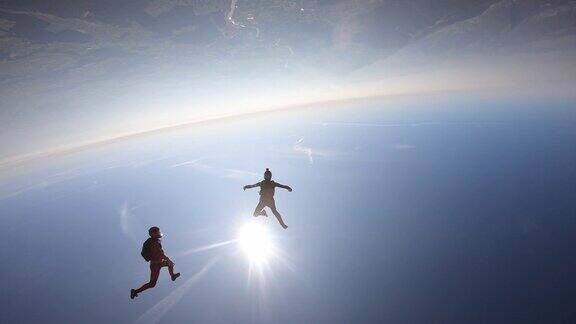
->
118;201;144;242
289;137;348;165
293;138;314;164
171;157;258;181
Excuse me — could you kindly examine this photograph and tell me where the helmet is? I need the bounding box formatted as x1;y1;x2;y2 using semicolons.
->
148;226;163;238
264;168;272;180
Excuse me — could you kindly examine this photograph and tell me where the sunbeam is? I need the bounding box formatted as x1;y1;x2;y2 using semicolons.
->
135;257;220;324
176;240;236;257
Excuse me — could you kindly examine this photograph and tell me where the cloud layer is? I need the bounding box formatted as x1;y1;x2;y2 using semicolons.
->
1;0;575;164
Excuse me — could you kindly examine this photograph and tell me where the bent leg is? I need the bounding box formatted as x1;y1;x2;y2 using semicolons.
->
163;260;181;281
135;265;161;294
269;200;288;229
252;200;267;217
164;260;175;276
168;261;175;277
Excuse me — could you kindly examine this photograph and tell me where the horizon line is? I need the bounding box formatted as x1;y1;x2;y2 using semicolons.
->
0;93;390;174
0;83;554;176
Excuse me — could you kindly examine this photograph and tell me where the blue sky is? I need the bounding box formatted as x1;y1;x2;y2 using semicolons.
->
1;2;576;322
1;99;575;322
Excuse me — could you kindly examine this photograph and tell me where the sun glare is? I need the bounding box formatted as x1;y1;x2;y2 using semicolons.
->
238;222;273;263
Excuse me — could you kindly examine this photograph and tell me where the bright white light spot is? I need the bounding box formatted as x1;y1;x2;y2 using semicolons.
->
238;222;272;263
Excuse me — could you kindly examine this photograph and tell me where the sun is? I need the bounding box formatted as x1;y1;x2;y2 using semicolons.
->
237;222;273;263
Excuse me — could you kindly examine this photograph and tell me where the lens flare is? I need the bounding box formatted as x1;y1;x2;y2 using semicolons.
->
238;222;273;263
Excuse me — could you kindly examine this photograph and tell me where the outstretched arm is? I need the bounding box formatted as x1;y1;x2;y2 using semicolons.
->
275;182;293;192
243;182;260;191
